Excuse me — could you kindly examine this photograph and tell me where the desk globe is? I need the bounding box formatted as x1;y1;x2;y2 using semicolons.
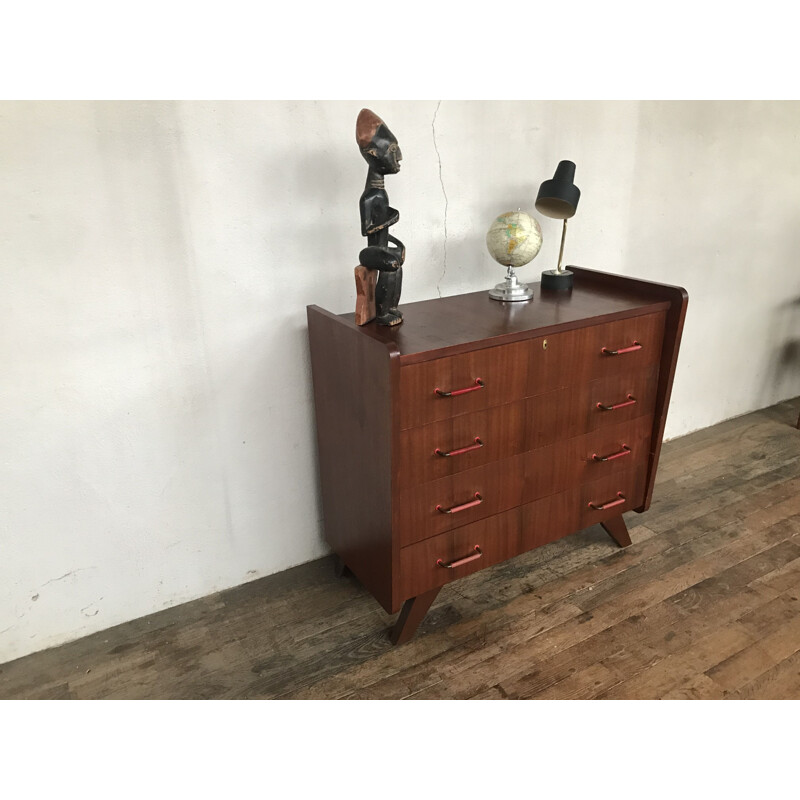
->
486;210;542;301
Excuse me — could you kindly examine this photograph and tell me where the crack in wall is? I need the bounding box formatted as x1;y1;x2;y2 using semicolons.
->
41;567;96;587
432;100;448;298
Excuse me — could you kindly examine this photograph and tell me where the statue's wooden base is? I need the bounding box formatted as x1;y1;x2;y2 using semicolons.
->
354;265;377;325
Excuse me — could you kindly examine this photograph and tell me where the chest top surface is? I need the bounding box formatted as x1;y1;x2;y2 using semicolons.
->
333;267;674;363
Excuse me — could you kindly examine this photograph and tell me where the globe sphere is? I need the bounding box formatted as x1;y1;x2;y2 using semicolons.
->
486;211;543;268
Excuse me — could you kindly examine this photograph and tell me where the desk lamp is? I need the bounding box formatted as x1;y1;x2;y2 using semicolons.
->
535;160;580;291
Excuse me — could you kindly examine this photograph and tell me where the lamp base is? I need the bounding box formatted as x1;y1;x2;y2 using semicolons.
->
488;270;534;302
540;268;574;291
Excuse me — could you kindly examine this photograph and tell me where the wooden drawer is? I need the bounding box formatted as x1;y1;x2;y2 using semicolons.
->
521;488;582;551
578;467;648;530
400;486;596;600
527;311;666;396
519;467;647;554
396;417;653;548
399;340;529;430
398;507;524;600
396;401;526;489
526;365;659;449
523;415;653;504
574;415;654;486
396;454;526;546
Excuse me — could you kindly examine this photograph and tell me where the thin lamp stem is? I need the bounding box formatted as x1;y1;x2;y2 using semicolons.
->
556;218;568;273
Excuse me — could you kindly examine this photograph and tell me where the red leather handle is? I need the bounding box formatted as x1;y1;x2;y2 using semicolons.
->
436;492;483;514
592;445;632;463
437;545;483;569
597;394;637;411
435;379;485;397
435;437;484;457
588;492;626;510
601;341;642;356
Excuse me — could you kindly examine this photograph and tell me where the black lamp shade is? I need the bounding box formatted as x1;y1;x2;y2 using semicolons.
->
535;160;580;219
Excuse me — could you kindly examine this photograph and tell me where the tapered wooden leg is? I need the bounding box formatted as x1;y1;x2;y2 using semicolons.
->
389;587;441;645
796;409;800;430
601;514;632;548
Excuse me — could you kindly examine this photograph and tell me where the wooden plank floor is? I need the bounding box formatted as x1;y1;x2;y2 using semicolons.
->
3;399;800;700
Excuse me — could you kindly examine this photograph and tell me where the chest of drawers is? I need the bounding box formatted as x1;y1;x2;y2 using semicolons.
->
307;266;688;644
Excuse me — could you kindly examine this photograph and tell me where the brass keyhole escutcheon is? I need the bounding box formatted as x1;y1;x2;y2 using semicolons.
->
543;339;548;350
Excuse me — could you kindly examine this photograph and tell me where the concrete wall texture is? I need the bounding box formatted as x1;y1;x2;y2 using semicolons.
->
2;100;800;662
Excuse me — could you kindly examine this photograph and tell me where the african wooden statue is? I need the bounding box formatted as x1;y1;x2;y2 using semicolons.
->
354;108;405;326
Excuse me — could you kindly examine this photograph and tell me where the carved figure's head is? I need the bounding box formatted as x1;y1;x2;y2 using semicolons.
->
356;108;402;175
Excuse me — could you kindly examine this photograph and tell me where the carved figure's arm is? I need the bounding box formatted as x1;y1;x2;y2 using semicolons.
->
378;207;400;230
359;189;403;270
360;194;381;237
360;188;400;234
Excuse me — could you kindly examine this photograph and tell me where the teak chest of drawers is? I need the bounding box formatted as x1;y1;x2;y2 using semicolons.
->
307;267;688;644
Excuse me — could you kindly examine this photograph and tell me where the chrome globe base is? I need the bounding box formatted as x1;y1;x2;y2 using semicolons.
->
488;267;534;302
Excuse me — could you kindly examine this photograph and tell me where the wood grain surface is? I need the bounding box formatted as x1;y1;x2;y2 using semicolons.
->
354;265;377;325
396;401;527;488
307;305;398;612
395;454;526;545
398;340;529;429
526;310;665;394
2;398;800;699
353;269;671;364
394;417;653;546
525;366;659;449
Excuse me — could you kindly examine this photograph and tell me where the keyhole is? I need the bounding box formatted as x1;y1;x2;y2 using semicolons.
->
543;339;548;350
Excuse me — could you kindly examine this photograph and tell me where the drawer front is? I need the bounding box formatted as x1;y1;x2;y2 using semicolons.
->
578;467;648;530
526;365;659;449
399;465;650;600
399;340;529;430
520;467;647;552
523;415;654;504
396;401;526;489
396;454;526;546
574;415;654;486
398;507;524;600
521;488;582;551
526;311;666;396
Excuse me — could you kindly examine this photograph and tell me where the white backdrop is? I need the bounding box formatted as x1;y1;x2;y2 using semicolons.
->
2;100;800;662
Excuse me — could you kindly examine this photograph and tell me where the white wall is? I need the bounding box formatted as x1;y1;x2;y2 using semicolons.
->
2;100;800;663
